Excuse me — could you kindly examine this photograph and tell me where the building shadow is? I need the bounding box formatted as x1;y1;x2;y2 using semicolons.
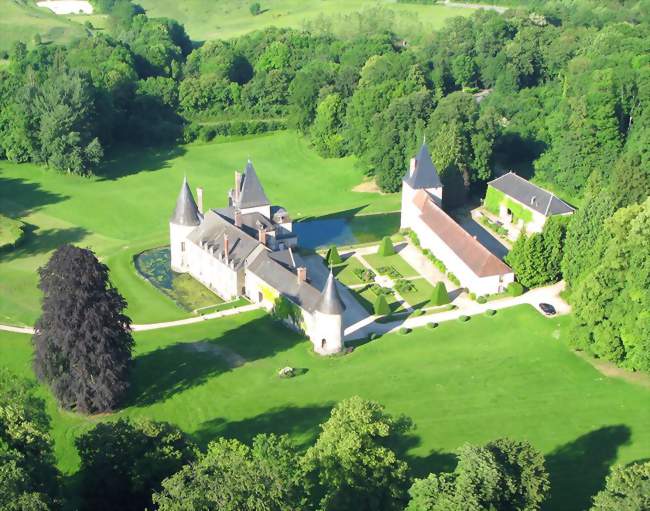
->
127;316;306;406
544;425;631;511
0;224;88;262
192;403;335;450
95;144;187;181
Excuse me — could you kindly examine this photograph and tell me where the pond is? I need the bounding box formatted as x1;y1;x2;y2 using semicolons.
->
134;247;223;312
293;218;357;249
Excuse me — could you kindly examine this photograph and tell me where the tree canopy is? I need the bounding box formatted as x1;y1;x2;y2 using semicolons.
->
32;245;134;414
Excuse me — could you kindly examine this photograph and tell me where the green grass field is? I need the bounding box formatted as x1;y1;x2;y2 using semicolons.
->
0;131;399;326
1;306;648;510
136;0;474;42
363;251;420;278
0;0;89;51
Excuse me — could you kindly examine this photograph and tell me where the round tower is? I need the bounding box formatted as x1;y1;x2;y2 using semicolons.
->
170;176;202;273
312;270;346;355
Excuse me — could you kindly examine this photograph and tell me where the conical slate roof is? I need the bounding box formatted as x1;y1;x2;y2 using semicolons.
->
239;161;270;209
315;270;346;315
170;176;201;226
405;143;442;190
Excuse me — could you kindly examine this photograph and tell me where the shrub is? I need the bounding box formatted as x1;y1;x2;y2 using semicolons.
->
353;267;375;283
427;322;438;329
410;309;424;317
469;292;476;300
508;282;524;297
378;236;395;256
249;2;261;15
458;315;470;322
373;294;390;316
399;327;411;335
447;272;460;286
477;296;487;304
326;245;342;265
486;309;497;316
430;281;450;306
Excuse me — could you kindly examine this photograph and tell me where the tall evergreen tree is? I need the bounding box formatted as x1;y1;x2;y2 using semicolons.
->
32;245;134;414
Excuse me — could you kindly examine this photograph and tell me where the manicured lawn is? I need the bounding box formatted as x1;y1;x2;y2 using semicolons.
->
0;213;24;248
332;255;369;287
1;306;649;510
363;251;420;278
353;284;403;314
136;0;475;43
398;278;436;309
0;131;399;326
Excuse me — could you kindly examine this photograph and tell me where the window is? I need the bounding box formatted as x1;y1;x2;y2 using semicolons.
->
321;339;326;349
258;291;263;303
181;242;185;252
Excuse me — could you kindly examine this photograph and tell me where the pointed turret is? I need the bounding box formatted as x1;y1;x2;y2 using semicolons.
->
171;176;201;226
238;161;270;209
405;143;442;190
315;270;346;315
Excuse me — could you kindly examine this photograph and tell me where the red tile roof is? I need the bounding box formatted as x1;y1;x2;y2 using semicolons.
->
414;190;512;277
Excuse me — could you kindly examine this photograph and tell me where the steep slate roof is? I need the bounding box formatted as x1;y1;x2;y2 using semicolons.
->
414;191;512;277
238;161;270;209
404;144;442;190
315;270;346;315
170;177;202;226
186;211;260;270
247;250;324;313
488;172;575;217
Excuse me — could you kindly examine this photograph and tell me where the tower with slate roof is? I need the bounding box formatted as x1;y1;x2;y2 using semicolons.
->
401;142;443;230
170;176;202;273
311;269;346;355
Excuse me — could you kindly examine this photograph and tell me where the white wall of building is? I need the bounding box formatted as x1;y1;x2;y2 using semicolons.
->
170;223;197;273
185;241;242;300
408;211;514;296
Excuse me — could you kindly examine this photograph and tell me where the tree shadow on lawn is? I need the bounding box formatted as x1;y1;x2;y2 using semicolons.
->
127;316;306;406
544;424;631;511
0;224;88;262
0;175;68;217
95;144;187;181
192;403;335;451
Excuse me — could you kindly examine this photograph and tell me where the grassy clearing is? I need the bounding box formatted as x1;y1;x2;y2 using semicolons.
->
398;278;435;309
1;306;649;510
332;255;368;287
0;131;399;326
0;213;24;248
136;0;474;43
0;1;88;51
363;251;420;278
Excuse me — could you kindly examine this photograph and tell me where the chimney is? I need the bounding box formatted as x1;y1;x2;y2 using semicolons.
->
234;210;242;227
297;267;308;283
409;158;417;177
196;187;204;214
223;234;229;263
258;228;267;246
234;172;242;203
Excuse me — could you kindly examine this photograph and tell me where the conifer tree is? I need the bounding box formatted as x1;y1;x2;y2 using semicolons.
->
32;245;134;414
373;294;390;316
327;245;342;266
378;236;395;257
430;282;450;306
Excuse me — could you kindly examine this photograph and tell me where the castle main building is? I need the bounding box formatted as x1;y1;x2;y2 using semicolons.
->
169;161;345;355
